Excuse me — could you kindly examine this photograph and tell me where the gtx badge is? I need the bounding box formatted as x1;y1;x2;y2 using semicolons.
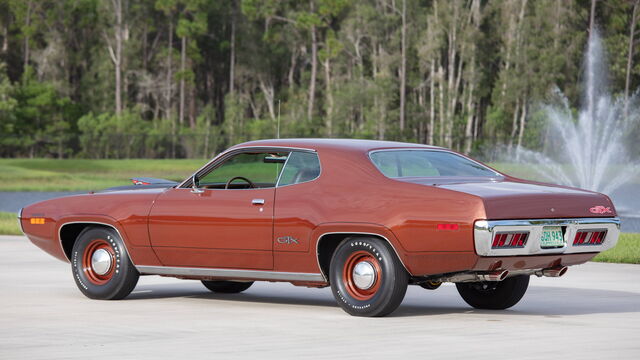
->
277;236;299;245
589;205;612;214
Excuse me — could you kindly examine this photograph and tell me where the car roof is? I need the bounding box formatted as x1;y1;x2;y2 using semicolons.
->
232;138;444;153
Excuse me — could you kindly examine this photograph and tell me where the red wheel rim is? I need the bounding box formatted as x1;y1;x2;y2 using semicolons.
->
82;239;116;285
342;251;382;300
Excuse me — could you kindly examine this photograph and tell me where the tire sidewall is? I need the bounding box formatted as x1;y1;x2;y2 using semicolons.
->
330;237;403;316
71;227;136;299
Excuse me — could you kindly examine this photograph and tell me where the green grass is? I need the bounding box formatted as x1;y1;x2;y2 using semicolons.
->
0;159;205;191
592;233;640;264
0;212;21;235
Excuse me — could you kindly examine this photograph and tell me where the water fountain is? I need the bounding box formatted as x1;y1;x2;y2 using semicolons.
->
512;30;640;231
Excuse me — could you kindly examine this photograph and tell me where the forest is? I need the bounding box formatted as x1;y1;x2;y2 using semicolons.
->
0;0;638;159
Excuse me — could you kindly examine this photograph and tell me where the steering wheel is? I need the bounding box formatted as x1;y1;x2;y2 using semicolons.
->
225;176;256;189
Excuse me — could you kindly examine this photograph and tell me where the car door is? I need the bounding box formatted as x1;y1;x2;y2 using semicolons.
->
272;151;323;272
148;150;288;270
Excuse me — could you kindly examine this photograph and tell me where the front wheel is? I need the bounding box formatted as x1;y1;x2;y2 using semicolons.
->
329;237;408;317
455;275;530;310
71;227;139;300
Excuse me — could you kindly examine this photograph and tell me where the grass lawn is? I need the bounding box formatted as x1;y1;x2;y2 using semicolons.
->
0;158;205;191
0;212;21;235
592;233;640;264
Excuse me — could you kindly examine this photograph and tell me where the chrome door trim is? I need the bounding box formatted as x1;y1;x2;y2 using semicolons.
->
135;265;325;282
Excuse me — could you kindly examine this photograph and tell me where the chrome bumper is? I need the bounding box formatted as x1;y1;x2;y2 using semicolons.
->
474;217;621;256
17;208;25;234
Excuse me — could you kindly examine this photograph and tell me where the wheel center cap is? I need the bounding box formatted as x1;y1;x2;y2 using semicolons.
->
352;261;376;290
91;248;112;276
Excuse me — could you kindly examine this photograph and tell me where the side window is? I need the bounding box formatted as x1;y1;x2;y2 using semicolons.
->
370;151;439;177
278;151;321;186
199;152;288;189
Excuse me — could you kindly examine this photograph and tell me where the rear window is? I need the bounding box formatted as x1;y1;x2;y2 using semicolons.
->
370;150;499;178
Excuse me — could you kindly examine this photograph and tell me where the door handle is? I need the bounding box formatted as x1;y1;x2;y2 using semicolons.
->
252;199;265;205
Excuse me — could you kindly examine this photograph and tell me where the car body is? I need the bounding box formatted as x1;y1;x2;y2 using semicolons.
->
20;139;620;316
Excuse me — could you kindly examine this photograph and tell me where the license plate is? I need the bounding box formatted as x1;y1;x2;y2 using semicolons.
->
540;226;564;248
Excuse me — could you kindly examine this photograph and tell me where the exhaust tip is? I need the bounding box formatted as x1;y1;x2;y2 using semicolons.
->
540;266;568;277
498;270;509;280
557;266;568;277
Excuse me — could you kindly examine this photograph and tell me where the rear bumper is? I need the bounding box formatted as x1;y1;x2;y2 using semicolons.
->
474;217;620;256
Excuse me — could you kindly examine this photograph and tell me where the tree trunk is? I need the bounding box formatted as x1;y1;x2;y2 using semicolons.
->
167;20;173;120
179;36;186;125
229;0;236;93
308;11;318;123
324;57;334;137
517;99;527;149
288;48;297;88
463;76;475;155
428;60;435;145
399;0;407;133
114;0;122;115
508;99;520;151
438;64;445;146
23;1;32;69
2;23;8;53
259;78;276;122
189;84;196;129
624;0;639;119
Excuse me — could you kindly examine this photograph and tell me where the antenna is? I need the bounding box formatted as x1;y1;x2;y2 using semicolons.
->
277;99;281;139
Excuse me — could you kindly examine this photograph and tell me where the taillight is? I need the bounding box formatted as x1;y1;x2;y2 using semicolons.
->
492;232;529;249
573;230;607;246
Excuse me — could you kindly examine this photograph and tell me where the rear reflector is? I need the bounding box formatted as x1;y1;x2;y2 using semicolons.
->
437;223;459;231
492;232;529;249
573;230;607;246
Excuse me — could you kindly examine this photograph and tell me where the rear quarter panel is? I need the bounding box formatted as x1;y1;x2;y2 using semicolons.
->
294;148;486;275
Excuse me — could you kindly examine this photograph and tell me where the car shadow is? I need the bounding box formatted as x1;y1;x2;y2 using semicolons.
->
395;285;640;317
126;283;640;317
127;283;339;308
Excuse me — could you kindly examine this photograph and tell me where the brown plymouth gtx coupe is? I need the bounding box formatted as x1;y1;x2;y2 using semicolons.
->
20;139;620;316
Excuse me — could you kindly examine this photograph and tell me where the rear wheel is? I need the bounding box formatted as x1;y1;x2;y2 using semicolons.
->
455;275;529;310
201;280;253;293
329;237;408;317
71;227;139;300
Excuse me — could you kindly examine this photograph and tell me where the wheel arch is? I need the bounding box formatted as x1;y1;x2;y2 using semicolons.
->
58;221;131;264
315;231;410;281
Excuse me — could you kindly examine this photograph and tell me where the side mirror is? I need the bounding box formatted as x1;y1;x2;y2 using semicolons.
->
191;174;204;194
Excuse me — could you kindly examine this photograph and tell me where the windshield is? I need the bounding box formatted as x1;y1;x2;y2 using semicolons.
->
369;150;500;178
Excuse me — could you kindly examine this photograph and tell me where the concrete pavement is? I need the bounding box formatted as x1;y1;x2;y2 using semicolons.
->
1;235;639;359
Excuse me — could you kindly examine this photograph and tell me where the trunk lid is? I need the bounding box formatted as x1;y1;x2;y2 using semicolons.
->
398;177;616;219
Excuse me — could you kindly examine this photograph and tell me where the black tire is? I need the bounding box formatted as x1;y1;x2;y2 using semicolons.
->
71;227;139;300
201;280;254;293
455;275;530;310
329;237;408;317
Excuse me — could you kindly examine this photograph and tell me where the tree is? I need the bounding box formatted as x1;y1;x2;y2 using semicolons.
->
104;0;126;115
